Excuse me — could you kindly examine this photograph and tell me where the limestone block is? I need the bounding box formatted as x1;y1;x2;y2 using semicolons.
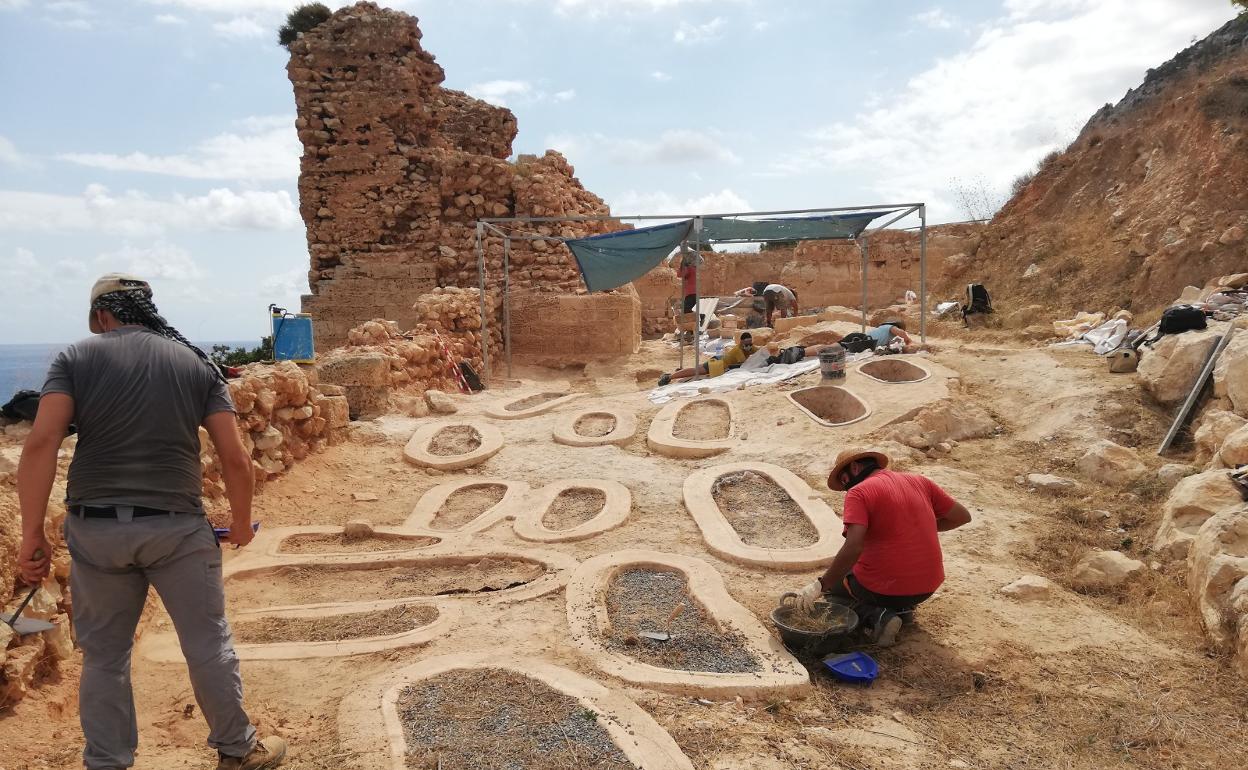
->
320;396;350;429
1071;550;1146;589
1194;410;1246;464
425;390;457;414
318;353;390;388
772;315;819;334
1188;509;1248;662
1157;463;1195;490
1138;329;1219;406
343;386;390;420
1212;333;1248;415
316;383;346;397
1027;474;1078;494
509;290;641;362
1219;425;1248;468
1;640;43;703
1076;440;1146;486
253;426;284;452
999;575;1056;600
1154;470;1242;559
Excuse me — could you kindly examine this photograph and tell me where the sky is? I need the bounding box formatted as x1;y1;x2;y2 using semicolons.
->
0;0;1238;344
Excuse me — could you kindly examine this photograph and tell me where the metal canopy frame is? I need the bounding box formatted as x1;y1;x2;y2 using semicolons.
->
472;203;927;384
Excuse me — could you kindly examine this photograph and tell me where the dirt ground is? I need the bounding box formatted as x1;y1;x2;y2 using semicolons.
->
3;333;1247;770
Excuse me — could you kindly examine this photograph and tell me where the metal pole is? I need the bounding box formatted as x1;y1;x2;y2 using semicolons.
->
919;204;928;344
475;222;490;386
860;238;869;332
503;236;513;379
1158;328;1234;455
480;202;925;225
861;204;921;236
692;217;702;381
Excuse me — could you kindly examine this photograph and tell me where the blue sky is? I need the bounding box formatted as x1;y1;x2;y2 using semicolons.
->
0;0;1237;344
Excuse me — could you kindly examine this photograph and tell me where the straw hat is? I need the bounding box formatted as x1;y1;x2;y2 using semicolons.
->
826;447;891;491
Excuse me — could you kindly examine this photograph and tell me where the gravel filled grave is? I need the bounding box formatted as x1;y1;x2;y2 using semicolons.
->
604;568;760;673
574;413;617;437
710;470;819;548
505;392;564;412
427;426;483;456
278;533;439;554
672;400;730;441
396;668;636;770
430;484;507;529
232;604;438;644
541;488;607;531
230;558;545;606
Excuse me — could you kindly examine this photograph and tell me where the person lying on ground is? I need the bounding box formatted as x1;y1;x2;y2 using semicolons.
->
763;284;798;327
866;319;928;353
733;286;757;298
790;448;972;647
764;341;843;366
657;332;756;386
15;273;287;770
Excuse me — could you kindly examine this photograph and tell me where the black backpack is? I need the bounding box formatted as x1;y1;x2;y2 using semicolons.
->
962;283;993;323
1158;305;1207;335
839;332;876;354
459;361;484;392
1;390;40;422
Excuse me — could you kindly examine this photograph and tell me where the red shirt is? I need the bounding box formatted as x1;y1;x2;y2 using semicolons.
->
841;469;955;596
677;264;697;296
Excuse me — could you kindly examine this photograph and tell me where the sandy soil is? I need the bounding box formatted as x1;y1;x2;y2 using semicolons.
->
234;605;438;645
4;336;1247;770
505;392;564;412
278;533;439;554
429;484;506;529
542;488;607;531
574;413;617;438
711;470;819;548
673;400;730;440
427;425;481;456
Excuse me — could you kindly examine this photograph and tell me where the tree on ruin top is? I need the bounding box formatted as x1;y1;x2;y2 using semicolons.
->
278;2;332;49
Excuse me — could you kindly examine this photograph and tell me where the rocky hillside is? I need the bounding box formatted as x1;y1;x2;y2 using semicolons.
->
941;15;1248;319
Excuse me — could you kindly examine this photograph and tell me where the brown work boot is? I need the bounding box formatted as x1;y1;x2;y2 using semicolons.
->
217;736;287;770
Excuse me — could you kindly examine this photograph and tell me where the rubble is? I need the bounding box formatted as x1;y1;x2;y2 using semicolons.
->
1072;550;1146;590
1076;440;1146;486
1026;474;1079;495
999;575;1056;600
881;400;997;450
1138;329;1221;406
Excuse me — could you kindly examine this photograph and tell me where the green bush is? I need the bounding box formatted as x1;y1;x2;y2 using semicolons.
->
278;2;332;49
211;337;273;368
1201;75;1248;124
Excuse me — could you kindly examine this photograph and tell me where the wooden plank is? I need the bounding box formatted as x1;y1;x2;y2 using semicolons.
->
1158;328;1235;455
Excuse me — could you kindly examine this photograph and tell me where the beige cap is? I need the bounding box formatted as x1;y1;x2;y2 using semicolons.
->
90;273;150;305
827;447;891;491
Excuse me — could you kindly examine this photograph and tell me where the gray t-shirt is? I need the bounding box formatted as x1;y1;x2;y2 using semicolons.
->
42;326;235;513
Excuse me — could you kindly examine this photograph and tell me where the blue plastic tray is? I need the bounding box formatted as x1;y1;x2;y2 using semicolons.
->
213;522;261;540
824;651;878;684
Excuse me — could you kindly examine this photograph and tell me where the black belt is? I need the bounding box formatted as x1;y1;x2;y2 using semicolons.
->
72;505;175;519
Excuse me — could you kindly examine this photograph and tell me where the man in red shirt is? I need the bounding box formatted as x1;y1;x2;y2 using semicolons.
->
793;448;971;647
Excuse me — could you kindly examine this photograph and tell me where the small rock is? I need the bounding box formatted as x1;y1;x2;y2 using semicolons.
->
1023;263;1040;278
1026;473;1078;494
1072;550;1146;589
425;390;457;414
1076;440;1146;486
343;519;374;539
1157;463;1194;490
999;574;1055;600
352;491;379;502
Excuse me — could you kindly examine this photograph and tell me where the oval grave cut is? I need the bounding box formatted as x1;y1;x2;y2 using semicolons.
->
858;358;930;384
575;412;617;438
277;532;440;555
673;399;731;441
429;483;507;530
232;604;438;645
404;420;503;471
543;487;608;531
506;392;565;412
227;556;546;608
786;386;870;427
647;398;736;459
428;425;481;456
710;470;818;549
553;408;638;448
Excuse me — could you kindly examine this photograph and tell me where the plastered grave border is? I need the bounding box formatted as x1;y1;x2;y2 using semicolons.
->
259;526;444;559
485;391;585;420
683;462;844;571
402;477;530;536
552;407;638;447
566;550;808;698
402;419;503;470
785;385;873;428
339;652;696;770
513;479;632;543
646;396;738;459
856;356;932;385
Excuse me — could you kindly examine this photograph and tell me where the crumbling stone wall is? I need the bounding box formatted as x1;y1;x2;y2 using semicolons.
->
289;2;616;349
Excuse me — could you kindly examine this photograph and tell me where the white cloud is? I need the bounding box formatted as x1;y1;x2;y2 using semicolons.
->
0;247;89;300
536;0;743;16
768;0;1237;221
46;0;90;12
0;135;34;169
59;115;299;181
0;0;29;10
0;185;300;236
259;265;309;298
752;20;769;32
143;0;316;12
154;13;186;24
610;188;751;216
97;241;204;283
913;7;956;30
466;80;532;108
674;17;725;45
212;15;266;39
548;129;741;166
553;89;576;102
651;70;672;82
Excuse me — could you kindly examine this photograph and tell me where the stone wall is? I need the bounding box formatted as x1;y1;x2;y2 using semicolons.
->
508;289;642;364
289;3;617;349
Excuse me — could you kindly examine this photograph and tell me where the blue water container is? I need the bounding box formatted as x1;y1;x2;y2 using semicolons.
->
271;313;315;363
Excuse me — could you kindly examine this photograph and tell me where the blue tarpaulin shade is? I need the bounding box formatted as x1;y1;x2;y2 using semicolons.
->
565;211;893;293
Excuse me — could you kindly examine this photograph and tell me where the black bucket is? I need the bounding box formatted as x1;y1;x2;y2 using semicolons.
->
771;592;859;657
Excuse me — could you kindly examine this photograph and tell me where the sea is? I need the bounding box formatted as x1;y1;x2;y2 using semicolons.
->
0;341;254;403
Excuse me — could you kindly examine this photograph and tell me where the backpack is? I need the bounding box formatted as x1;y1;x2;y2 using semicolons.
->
459;361;483;392
1;389;40;422
1158;305;1207;335
839;332;876;354
962;283;993;324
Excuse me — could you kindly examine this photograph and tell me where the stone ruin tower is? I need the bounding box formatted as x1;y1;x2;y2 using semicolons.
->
288;2;626;350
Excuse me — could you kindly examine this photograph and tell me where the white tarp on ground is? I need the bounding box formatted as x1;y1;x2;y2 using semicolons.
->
647;350;875;404
1052;318;1129;355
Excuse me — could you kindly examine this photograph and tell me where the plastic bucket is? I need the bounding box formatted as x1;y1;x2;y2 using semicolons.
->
819;346;846;381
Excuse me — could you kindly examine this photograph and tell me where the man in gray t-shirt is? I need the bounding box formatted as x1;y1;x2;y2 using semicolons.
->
14;274;286;770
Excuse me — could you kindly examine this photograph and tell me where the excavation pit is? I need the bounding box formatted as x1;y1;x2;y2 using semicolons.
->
430;483;508;530
228;557;546;607
786;386;871;428
647;398;737;459
604;568;760;674
232;604;438;645
673;400;731;441
428;425;482;456
487;391;585;419
858;358;930;384
506;392;565;412
542;488;608;532
396;668;637;770
575;413;617;438
277;532;440;555
710;471;819;549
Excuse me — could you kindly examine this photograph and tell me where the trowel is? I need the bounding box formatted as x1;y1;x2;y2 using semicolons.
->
2;551;56;636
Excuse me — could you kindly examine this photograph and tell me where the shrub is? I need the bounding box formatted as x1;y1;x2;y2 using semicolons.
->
1200;75;1248;124
278;2;332;49
211;337;273;367
1010;171;1036;197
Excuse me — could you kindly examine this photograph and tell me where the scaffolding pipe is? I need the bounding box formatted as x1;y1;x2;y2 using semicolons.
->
692;217;702;381
503;236;513;378
475;222;490;386
860;238;869;332
919;205;928;343
481;202;924;225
